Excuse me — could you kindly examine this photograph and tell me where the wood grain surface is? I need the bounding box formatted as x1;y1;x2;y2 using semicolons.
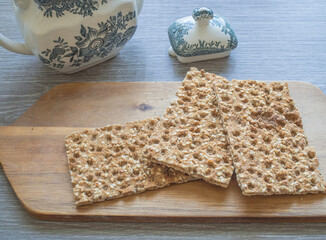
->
1;82;325;223
1;0;326;238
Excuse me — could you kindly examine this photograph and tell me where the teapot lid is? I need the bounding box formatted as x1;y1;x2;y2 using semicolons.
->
168;7;238;63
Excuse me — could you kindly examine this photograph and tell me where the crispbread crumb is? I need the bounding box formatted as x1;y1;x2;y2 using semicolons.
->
65;117;195;206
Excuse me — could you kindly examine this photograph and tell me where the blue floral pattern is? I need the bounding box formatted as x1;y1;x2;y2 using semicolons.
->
192;7;214;21
34;0;108;18
39;11;137;69
168;14;238;57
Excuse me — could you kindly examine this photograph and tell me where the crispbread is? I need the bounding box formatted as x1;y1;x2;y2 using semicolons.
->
214;79;326;195
65;117;194;206
142;68;234;187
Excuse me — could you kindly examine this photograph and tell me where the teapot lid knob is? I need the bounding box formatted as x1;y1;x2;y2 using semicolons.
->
192;7;214;22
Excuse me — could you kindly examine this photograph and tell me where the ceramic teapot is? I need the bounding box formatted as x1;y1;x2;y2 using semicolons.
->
0;0;144;74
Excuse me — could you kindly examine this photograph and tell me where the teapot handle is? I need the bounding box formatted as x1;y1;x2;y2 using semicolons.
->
135;0;144;15
0;0;33;55
0;34;33;55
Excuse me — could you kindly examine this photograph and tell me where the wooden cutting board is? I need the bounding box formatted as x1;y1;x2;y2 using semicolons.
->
0;82;326;222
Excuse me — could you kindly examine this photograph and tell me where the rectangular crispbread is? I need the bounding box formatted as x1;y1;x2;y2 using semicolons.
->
65;117;194;206
142;68;234;187
214;79;326;195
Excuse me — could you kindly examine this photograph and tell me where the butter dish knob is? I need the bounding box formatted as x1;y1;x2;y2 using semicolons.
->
192;7;214;22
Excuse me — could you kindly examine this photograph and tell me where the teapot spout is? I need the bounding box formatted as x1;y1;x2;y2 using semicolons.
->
13;0;31;10
0;34;33;55
135;0;144;15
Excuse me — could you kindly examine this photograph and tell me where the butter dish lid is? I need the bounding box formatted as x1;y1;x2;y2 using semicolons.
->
168;7;238;63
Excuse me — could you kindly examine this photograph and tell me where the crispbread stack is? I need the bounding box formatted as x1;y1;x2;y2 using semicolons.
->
66;117;194;206
65;68;326;207
142;68;234;187
214;79;326;195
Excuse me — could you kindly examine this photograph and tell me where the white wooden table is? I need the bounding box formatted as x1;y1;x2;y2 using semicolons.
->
1;0;326;239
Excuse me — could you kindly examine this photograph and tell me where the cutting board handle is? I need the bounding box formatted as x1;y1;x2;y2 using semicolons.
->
0;126;4;165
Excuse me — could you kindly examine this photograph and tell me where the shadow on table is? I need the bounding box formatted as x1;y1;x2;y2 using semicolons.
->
170;54;234;80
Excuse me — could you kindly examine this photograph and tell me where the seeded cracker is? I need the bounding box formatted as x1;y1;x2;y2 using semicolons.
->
66;118;194;206
215;79;326;195
142;68;234;187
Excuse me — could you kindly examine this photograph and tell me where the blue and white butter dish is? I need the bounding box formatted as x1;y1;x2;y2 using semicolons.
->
168;7;238;63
